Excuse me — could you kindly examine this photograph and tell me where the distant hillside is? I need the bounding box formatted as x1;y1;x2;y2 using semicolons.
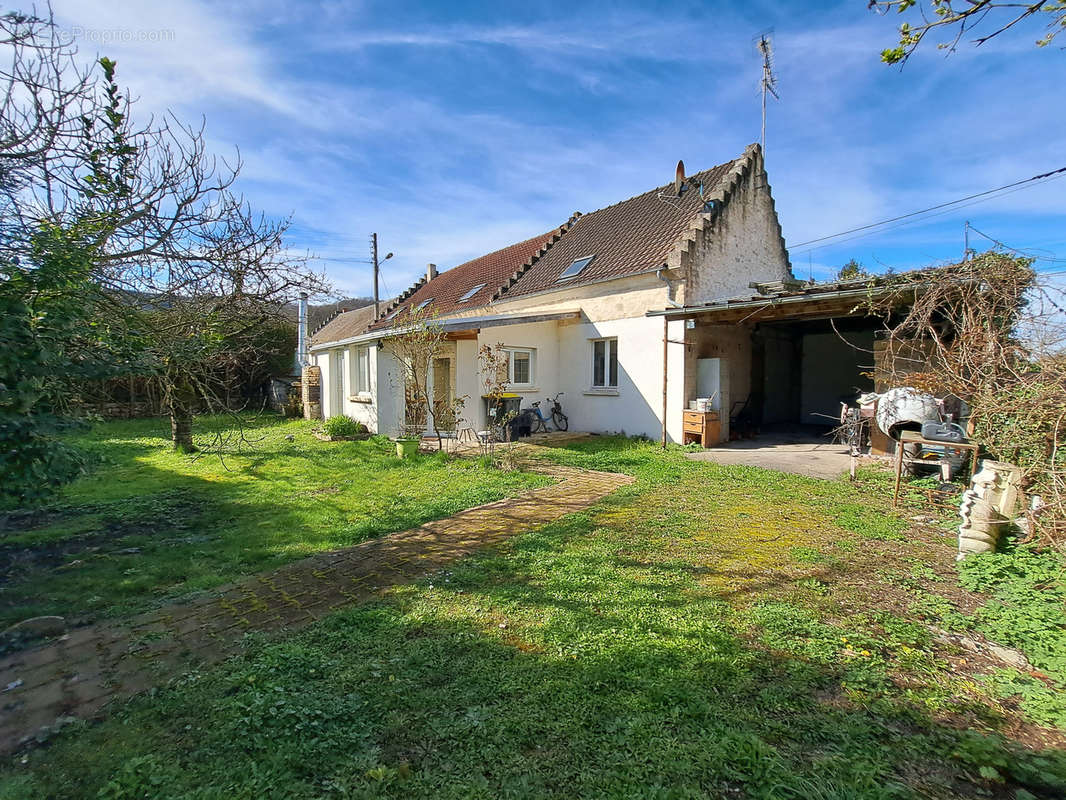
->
307;297;374;331
278;297;375;330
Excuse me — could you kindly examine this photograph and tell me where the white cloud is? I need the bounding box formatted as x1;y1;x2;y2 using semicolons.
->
43;1;1065;295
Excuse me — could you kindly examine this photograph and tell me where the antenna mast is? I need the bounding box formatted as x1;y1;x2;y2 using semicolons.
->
757;34;779;152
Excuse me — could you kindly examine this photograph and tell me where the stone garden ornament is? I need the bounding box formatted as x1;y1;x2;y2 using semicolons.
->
957;460;1023;560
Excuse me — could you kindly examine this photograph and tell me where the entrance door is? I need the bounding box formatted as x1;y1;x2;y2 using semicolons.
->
432;358;454;433
329;350;344;417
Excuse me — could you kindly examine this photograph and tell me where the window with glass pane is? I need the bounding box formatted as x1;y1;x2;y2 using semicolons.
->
510;349;531;385
356;346;371;393
592;338;618;388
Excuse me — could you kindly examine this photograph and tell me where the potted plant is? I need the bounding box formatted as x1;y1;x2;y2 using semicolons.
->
393;423;422;458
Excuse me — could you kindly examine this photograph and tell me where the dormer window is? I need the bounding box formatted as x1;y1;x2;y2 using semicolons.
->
458;283;487;302
558;255;595;282
414;298;433;311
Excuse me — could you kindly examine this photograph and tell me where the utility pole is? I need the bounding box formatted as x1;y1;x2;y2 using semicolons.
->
758;34;778;152
371;232;380;319
369;233;394;318
964;220;970;261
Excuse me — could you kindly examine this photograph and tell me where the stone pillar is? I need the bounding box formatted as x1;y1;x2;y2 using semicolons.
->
302;365;322;420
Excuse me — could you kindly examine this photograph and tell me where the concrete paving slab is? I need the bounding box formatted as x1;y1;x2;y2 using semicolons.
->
686;433;851;480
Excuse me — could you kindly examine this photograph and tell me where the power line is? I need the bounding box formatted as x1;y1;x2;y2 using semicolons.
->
966;224;1066;264
790;175;1064;256
790;166;1066;250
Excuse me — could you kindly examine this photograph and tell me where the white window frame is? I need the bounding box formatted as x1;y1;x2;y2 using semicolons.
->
504;347;536;388
349;345;372;397
356;345;371;395
590;337;618;389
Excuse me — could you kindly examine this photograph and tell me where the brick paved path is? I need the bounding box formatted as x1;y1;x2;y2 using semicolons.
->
0;459;632;753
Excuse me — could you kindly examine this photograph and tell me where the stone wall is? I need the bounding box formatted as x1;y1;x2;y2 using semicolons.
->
301;365;321;420
678;147;793;306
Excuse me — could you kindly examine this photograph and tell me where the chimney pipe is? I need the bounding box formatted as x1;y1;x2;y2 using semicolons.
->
427;263;437;282
296;292;309;370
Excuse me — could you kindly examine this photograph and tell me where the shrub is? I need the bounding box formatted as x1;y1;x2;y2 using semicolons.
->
322;415;366;438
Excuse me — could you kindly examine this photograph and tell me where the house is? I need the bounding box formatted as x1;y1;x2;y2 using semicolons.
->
303;143;893;444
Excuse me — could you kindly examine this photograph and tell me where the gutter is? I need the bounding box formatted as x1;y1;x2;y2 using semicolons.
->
495;265;665;305
309;309;581;352
656;265;683;308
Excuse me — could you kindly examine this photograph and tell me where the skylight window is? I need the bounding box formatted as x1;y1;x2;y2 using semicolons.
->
558;255;596;282
414;298;433;311
458;283;487;302
383;307;401;321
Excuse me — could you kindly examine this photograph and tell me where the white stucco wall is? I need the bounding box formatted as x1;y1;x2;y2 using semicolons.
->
454;338;483;430
488;273;673;323
449;315;686;442
555;315;687;441
310;343;403;435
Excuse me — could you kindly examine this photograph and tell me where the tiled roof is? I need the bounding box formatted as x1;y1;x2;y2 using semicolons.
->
310;304;381;346
366;229;565;331
497;158;738;300
313;148;759;346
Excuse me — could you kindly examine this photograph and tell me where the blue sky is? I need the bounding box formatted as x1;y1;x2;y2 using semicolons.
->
51;0;1065;297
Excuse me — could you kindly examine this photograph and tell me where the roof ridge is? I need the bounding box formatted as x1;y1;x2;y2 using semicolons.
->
492;215;579;301
568;157;739;220
375;277;427;322
310;303;368;338
445;229;556;272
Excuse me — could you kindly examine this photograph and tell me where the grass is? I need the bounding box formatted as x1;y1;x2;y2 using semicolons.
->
0;415;550;627
3;436;1066;798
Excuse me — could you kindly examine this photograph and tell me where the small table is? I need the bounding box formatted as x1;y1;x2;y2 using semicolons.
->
682;410;721;448
892;429;980;506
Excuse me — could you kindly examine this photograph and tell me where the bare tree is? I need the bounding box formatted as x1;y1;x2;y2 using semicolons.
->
0;9;327;465
867;252;1066;545
476;341;522;468
387;308;466;451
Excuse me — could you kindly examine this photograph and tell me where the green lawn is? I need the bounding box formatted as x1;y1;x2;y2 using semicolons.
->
3;437;1065;799
0;415;550;628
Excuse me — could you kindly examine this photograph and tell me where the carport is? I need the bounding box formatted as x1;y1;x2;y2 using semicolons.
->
651;278;914;462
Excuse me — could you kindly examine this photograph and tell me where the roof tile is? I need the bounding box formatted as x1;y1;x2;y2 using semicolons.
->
366;229;563;331
499;159;737;299
310;304;380;346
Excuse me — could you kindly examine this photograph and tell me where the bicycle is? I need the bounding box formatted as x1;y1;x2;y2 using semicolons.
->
548;392;568;432
527;401;550;433
526;393;567;433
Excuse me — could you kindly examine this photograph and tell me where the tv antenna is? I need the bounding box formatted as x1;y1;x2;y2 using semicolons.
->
757;33;779;152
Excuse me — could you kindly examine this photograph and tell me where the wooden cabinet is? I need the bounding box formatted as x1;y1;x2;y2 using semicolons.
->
682;410;721;448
